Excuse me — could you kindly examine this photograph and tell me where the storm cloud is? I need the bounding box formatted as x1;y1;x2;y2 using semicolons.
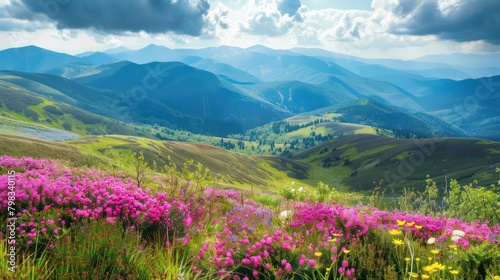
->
5;0;210;36
374;0;500;44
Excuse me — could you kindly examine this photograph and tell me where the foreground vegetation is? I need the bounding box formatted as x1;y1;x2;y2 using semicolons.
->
1;155;499;279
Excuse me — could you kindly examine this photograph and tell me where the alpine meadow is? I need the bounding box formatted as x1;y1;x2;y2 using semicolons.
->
1;0;500;279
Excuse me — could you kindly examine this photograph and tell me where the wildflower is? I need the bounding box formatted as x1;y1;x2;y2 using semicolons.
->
410;273;419;278
343;249;350;254
450;270;459;275
390;229;402;236
406;221;415;228
449;244;457;249
346;268;355;278
405;257;411;262
285;263;293;273
278;210;292;223
452;230;465;237
430;249;440;255
315;251;322;257
414;225;423;229
342;261;349;268
397;220;406;226
426;237;436;244
416;258;421;262
393;239;404;246
493;276;500;280
422;275;430;279
329;238;337;243
325;268;331;273
308;259;316;267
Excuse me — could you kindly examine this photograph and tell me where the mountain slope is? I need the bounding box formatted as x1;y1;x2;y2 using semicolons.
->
0;45;86;73
318;99;467;138
73;61;292;135
293;134;500;192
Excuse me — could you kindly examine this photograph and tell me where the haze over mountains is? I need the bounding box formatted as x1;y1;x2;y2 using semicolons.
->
0;44;499;140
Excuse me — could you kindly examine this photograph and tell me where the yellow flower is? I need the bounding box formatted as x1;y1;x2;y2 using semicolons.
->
430;249;440;255
405;257;411;262
450;270;459;275
423;266;436;273
493;276;500;280
315;251;322;257
406;222;415;228
410;273;419;278
423;262;446;273
414;225;423;229
397;220;406;226
449;244;457;250
422;275;430;279
343;249;350;254
328;238;337;243
325;268;331;272
332;233;340;237
393;239;404;246
416;258;421;262
390;229;403;236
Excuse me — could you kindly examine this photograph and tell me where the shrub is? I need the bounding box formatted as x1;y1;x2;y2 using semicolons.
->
42;105;64;116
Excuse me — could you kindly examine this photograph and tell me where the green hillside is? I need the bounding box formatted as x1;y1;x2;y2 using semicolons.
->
1;130;497;196
293;134;500;193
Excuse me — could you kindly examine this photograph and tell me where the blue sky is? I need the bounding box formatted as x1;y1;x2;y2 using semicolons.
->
0;0;498;59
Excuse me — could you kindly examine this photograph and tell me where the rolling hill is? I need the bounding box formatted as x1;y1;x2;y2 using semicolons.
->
293;134;500;193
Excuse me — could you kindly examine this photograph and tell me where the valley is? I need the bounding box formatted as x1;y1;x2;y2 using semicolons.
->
1;44;499;195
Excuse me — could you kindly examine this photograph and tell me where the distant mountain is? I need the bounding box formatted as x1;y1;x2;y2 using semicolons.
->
103;46;133;55
79;52;119;65
185;57;261;84
73;61;292;135
291;47;500;80
110;44;244;64
415;53;500;68
0;45;86;73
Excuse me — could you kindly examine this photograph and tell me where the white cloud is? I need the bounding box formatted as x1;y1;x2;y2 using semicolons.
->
239;0;303;36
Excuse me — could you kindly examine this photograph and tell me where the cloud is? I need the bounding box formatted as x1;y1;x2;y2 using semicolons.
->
277;0;301;16
372;0;500;44
239;0;304;36
4;0;211;36
203;3;230;38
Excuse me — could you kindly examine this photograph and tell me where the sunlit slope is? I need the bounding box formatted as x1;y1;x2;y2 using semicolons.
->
293;134;500;192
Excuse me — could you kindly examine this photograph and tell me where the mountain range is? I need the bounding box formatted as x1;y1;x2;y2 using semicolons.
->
0;45;499;141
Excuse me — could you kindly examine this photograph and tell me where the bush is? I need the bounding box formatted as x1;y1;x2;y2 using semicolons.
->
62;122;72;131
24;108;39;121
42;105;64;116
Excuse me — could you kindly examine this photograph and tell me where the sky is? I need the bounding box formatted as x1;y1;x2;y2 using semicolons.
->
0;0;499;59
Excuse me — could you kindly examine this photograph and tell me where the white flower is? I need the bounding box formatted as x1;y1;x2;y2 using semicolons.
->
278;210;293;223
298;187;304;192
452;230;465;237
426;237;436;244
451;236;462;243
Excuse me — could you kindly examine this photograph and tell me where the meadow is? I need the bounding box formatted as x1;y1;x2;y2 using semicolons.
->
1;155;499;279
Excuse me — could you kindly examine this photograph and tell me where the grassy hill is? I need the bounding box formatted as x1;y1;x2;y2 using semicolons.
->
293;134;500;193
0;74;140;136
0;132;311;191
1;129;497;196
